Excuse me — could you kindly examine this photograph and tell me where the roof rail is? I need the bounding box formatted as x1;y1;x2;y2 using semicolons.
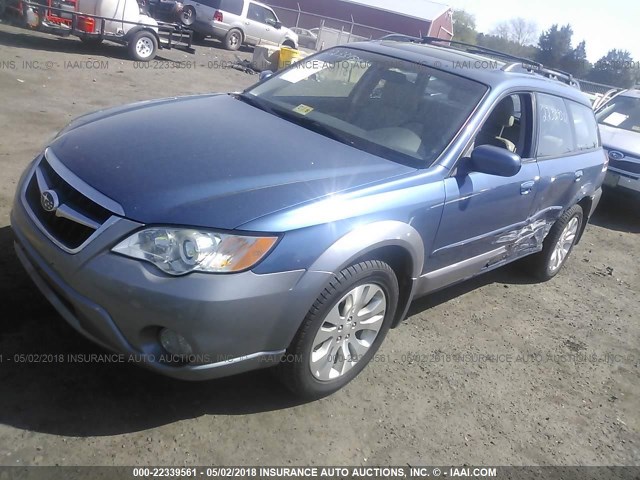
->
421;36;542;68
502;62;580;88
420;36;580;89
380;33;422;43
380;34;581;89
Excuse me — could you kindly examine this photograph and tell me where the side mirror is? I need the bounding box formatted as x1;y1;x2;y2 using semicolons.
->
469;145;522;177
259;70;274;82
274;21;282;29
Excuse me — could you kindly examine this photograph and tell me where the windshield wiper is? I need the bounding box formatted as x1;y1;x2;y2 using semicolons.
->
234;94;355;146
233;93;275;115
269;106;356;146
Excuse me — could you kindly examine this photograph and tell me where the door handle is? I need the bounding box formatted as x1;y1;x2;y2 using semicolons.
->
520;180;535;195
575;170;584;182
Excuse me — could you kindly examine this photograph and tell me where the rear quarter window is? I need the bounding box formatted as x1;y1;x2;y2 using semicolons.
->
220;0;242;15
536;93;573;157
567;101;599;151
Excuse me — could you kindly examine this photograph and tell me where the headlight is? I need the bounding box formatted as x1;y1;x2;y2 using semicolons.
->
112;228;278;275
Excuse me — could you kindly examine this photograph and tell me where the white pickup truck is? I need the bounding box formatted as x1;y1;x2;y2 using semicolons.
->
3;0;194;60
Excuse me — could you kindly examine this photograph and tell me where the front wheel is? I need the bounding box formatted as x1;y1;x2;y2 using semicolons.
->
523;204;583;281
128;30;158;61
223;28;242;50
278;260;399;399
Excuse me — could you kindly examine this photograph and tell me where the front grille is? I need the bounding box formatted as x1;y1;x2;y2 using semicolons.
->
609;159;640;176
24;153;115;250
39;159;112;223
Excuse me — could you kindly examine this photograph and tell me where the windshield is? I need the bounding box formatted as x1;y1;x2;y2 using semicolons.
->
596;95;640;133
243;47;487;166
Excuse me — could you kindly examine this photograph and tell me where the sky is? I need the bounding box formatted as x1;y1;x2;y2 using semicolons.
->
440;0;640;62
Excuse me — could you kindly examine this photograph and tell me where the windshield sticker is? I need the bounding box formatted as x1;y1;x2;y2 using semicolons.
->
603;112;628;127
292;104;314;116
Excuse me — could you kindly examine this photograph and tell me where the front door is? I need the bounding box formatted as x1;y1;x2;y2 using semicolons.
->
245;2;279;45
424;93;540;292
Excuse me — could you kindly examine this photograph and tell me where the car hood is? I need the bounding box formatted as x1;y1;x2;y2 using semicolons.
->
600;124;640;158
48;94;414;230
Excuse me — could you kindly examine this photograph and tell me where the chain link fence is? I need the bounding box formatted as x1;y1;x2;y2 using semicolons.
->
270;4;397;50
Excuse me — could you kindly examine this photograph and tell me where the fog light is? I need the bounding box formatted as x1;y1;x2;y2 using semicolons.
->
159;328;193;356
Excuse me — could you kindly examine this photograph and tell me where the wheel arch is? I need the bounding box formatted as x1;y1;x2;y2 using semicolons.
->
575;188;601;244
227;27;244;41
307;221;424;328
124;26;160;43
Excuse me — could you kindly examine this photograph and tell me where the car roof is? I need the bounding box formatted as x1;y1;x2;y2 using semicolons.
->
342;40;592;107
250;0;275;10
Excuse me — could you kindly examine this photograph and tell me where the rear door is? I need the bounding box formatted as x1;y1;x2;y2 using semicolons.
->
532;93;603;226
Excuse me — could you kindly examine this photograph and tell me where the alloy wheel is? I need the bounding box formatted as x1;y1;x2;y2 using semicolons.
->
309;283;387;381
549;216;579;272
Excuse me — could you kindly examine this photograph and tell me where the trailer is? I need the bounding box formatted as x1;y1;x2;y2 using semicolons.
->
1;0;194;61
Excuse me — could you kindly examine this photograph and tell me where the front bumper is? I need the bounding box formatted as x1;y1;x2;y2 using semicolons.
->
604;170;640;198
10;161;331;381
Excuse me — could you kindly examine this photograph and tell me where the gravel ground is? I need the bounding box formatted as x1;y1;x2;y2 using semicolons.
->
0;20;639;468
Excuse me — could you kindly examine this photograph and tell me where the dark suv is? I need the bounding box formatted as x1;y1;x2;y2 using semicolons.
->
11;38;605;398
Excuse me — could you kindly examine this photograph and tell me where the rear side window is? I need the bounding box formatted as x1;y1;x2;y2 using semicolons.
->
200;0;221;8
536;93;573;157
219;0;242;15
567;101;599;151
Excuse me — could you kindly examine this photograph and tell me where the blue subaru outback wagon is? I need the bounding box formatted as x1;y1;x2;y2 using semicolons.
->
11;37;606;398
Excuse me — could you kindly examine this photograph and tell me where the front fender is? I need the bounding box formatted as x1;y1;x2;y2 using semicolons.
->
307;221;424;279
276;221;425;346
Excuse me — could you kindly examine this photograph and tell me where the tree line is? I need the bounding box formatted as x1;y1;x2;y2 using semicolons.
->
452;10;639;89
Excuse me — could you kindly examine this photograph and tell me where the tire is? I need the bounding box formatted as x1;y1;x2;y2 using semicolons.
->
80;37;103;46
128;30;158;61
223;28;242;50
278;260;399;399
180;5;195;26
522;204;584;281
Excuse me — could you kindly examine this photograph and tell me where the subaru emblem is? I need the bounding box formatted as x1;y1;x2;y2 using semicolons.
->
41;190;59;213
608;150;625;161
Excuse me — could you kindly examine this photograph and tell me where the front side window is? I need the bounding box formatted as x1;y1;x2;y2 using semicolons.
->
242;48;487;166
596;95;640;133
263;8;278;26
248;3;275;25
536;93;573;157
474;93;532;158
